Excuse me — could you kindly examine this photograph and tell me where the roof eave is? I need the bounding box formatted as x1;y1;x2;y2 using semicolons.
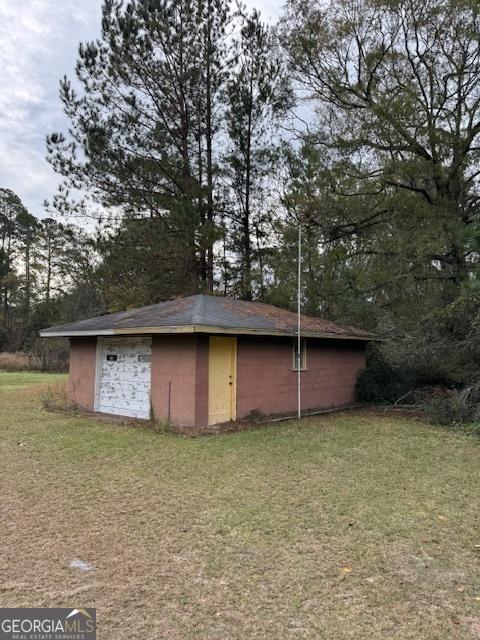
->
40;324;374;341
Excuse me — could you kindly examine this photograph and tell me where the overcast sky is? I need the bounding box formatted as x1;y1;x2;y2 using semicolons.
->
0;0;281;219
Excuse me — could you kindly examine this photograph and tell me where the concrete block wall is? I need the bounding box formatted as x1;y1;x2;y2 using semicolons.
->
69;337;97;411
236;336;366;418
68;333;367;427
150;334;208;427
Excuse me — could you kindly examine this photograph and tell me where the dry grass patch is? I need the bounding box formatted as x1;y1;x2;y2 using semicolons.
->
1;373;479;639
40;381;79;415
0;352;42;372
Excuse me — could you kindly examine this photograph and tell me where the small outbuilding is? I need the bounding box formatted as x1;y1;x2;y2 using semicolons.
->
40;295;372;428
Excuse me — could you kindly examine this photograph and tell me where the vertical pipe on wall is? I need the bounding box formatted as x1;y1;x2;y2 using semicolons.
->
168;380;171;423
297;223;302;419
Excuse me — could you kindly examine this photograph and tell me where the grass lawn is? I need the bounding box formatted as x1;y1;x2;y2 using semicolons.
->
1;373;479;639
0;371;66;389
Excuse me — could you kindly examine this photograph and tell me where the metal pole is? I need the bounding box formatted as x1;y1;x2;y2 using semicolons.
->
297;222;302;419
168;380;171;423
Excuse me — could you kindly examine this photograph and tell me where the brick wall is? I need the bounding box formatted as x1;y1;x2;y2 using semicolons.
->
151;334;208;427
69;337;97;411
69;333;366;426
236;336;366;418
194;335;209;427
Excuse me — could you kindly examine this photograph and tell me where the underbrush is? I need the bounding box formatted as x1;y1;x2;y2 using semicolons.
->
40;383;79;415
0;352;42;372
359;379;480;432
357;343;480;430
422;384;480;431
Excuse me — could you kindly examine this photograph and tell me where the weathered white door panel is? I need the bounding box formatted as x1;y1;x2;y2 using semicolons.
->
95;336;152;419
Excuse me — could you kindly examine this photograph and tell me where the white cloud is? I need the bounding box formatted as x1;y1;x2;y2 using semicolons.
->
0;0;102;217
0;0;280;221
246;0;283;22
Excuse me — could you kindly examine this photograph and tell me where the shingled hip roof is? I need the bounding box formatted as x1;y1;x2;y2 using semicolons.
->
40;294;373;341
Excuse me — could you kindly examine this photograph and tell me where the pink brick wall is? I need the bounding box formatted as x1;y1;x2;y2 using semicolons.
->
151;334;208;427
194;335;209;427
236;336;366;418
69;337;97;411
69;333;366;426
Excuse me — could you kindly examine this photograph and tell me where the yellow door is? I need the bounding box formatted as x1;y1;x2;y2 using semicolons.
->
208;337;237;425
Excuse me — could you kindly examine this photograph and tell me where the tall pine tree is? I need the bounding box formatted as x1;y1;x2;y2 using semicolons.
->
47;0;232;297
224;9;290;299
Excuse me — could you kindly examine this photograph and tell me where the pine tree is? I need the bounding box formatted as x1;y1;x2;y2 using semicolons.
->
0;188;26;322
47;0;233;295
224;9;290;299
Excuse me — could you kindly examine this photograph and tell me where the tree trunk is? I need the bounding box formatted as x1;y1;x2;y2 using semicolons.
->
46;239;52;303
241;68;255;301
198;101;207;288
205;0;215;292
24;243;31;314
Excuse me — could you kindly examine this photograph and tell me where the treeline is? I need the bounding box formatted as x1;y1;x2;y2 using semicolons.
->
0;188;98;366
47;1;291;304
2;0;480;406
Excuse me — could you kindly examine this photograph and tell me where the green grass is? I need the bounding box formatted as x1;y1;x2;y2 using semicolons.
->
1;372;479;639
0;371;66;389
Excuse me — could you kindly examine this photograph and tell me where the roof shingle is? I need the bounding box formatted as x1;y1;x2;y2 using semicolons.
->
40;294;373;340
